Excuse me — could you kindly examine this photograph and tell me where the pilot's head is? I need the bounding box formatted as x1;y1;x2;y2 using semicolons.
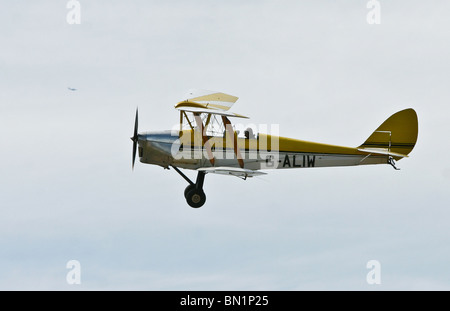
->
244;127;253;139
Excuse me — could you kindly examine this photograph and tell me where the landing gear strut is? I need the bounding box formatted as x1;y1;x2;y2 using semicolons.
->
171;166;207;208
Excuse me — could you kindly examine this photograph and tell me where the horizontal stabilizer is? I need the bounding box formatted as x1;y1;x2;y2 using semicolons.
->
198;167;266;179
357;148;408;158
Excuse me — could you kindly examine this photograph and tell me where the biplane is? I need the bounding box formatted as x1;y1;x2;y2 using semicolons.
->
131;89;418;208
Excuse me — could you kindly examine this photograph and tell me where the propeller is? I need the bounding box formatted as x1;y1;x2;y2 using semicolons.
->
131;108;138;170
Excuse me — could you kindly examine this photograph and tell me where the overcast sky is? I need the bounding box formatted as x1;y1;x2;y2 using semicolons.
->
1;0;450;290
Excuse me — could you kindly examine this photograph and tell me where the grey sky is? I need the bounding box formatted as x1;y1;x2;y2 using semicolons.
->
1;1;450;290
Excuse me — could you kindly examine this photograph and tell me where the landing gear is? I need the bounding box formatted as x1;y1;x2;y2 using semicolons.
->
171;166;207;208
388;156;400;170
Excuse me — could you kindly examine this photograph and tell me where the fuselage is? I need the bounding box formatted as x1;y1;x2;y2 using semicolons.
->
137;130;388;171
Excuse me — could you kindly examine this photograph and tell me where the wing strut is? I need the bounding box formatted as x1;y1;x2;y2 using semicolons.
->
194;113;215;166
221;116;244;168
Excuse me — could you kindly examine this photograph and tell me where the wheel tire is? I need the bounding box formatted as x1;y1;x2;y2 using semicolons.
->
186;189;206;208
184;184;196;198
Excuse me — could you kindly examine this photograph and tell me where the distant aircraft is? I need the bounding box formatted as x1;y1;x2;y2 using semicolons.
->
67;87;77;91
131;89;419;208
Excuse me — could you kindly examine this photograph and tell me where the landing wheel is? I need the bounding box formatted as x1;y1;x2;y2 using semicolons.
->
171;166;207;208
186;189;206;208
184;184;196;198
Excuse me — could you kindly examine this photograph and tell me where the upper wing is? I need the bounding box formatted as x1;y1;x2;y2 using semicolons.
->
175;106;248;118
180;89;238;111
175;89;248;118
197;167;266;179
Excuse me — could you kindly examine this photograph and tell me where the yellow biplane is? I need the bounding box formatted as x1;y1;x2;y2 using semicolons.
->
131;89;418;208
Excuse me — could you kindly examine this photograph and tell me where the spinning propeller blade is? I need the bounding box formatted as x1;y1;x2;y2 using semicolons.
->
131;108;138;170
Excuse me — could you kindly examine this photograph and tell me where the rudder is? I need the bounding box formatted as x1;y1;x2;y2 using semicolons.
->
359;108;418;158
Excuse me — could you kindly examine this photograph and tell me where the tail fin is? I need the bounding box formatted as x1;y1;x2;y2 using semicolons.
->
358;108;418;159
